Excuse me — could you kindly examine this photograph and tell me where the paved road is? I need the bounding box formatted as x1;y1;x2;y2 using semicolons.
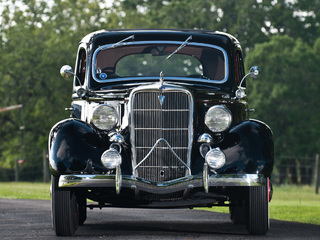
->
0;199;319;239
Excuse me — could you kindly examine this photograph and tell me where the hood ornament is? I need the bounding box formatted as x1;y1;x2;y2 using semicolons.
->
159;71;165;90
158;71;165;105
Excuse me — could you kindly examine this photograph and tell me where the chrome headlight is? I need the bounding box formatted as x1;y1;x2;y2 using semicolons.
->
205;147;226;169
101;149;122;169
204;105;232;132
91;104;118;130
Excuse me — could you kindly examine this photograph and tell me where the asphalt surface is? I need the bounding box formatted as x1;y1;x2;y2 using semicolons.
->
0;199;319;239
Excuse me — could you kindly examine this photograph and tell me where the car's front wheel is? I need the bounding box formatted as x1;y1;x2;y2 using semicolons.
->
51;176;79;236
245;179;269;235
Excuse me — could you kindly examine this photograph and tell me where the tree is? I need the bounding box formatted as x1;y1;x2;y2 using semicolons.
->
114;0;320;50
0;0;118;179
245;35;320;183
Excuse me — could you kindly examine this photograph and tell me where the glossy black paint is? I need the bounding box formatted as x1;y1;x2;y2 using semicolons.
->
49;119;106;176
49;118;136;176
223;120;273;176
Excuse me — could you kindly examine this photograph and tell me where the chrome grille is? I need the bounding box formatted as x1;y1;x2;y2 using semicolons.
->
131;89;192;182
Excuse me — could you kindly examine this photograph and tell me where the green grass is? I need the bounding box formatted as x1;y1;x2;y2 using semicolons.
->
0;182;51;200
200;185;320;225
269;185;320;225
0;182;319;225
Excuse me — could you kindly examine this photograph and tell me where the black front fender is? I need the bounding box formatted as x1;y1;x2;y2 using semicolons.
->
48;119;107;176
221;119;274;178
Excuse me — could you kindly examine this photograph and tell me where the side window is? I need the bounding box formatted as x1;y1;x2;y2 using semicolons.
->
234;51;244;86
75;49;86;86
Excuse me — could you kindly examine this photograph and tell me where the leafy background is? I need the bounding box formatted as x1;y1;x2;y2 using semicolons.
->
0;0;319;181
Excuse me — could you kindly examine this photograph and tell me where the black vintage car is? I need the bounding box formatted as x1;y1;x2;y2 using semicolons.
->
49;29;274;236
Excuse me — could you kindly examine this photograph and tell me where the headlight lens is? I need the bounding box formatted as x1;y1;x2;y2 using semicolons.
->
205;147;226;169
204;105;232;132
92;104;118;130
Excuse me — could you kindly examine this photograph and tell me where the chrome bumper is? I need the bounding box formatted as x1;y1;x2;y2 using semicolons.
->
59;173;266;194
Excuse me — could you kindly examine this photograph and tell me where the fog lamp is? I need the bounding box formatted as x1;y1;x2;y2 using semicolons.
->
101;149;122;169
205;147;226;169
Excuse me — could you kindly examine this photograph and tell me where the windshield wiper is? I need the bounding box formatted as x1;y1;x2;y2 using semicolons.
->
100;35;135;50
166;35;192;59
111;35;135;48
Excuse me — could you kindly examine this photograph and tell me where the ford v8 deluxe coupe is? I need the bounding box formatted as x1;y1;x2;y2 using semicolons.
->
48;29;274;236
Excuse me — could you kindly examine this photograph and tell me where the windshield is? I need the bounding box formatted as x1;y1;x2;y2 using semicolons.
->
92;42;227;83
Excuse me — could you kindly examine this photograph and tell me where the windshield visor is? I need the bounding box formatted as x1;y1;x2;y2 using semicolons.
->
92;42;228;83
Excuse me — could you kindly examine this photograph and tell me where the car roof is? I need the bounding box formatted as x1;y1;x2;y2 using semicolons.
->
80;29;241;48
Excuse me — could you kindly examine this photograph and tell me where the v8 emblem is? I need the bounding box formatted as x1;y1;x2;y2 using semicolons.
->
158;95;165;106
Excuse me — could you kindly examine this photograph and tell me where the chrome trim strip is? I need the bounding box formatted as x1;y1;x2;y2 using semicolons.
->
134;128;189;130
136;147;189;149
59;174;266;194
134;109;189;112
92;41;229;84
137;166;186;168
203;163;209;193
115;164;121;194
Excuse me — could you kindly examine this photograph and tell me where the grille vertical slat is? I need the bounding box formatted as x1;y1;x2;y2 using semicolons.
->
131;90;192;182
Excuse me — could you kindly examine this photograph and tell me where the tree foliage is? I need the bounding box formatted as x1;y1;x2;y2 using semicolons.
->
0;0;117;170
114;0;320;49
246;35;320;159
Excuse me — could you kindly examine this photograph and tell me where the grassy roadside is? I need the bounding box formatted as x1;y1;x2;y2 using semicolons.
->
269;185;320;225
199;185;320;225
0;182;51;200
0;182;319;225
